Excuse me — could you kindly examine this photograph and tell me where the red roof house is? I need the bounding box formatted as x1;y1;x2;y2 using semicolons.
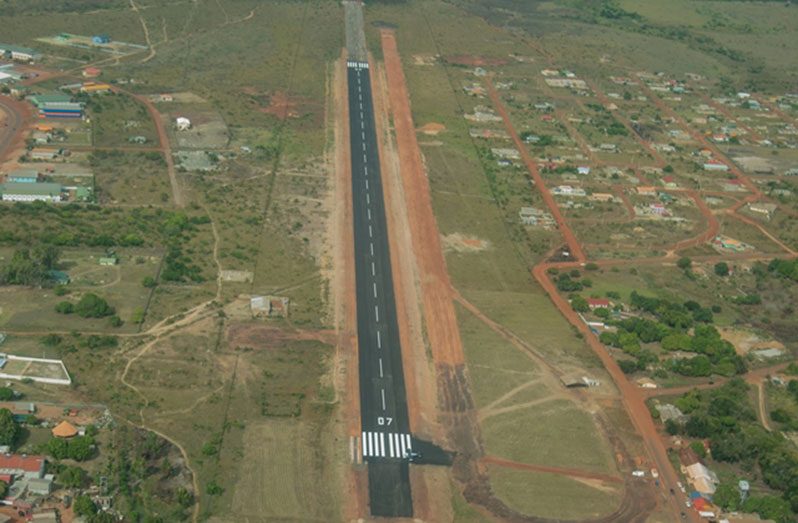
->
0;454;45;479
587;298;611;309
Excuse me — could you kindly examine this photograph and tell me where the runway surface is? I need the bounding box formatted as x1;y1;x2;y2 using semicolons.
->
347;59;413;518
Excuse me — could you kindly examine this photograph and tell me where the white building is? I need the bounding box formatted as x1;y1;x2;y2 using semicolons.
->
1;182;62;202
176;117;192;131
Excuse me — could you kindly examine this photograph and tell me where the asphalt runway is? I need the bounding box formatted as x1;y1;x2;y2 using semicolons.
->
347;59;413;518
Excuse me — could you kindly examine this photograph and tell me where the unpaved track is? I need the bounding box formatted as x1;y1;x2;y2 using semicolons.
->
485;78;585;261
380;30;466;369
482;456;623;485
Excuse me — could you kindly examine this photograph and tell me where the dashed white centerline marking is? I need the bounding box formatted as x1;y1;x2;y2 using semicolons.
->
377;330;381;348
362;142;366;152
365;179;369;189
362;131;366;141
360;120;364;130
366;193;370;205
367;208;371;221
373;282;377;298
381;389;386;410
369;242;374;255
375;305;380;322
364;166;368;176
368;224;372;237
379;358;384;377
363;154;367;162
371;261;375;275
359;102;363;110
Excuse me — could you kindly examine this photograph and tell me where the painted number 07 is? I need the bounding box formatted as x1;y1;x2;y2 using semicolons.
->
377;417;393;426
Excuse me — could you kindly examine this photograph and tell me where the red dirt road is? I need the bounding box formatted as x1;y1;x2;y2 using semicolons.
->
380;30;466;368
485;78;586;262
532;263;698;522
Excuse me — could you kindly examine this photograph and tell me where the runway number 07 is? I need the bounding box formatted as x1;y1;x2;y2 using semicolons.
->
377;417;393;426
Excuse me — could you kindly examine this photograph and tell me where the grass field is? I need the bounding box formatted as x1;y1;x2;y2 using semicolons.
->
92;151;173;205
488;465;622;519
88;92;158;148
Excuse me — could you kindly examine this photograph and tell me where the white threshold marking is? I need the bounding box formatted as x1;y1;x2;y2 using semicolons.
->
388;432;394;457
377;330;381;348
375;305;380;322
381;389;386;410
380;432;385;457
379;358;384;377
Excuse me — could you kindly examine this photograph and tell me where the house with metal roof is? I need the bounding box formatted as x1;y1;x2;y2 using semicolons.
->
1;182;63;202
0;44;41;63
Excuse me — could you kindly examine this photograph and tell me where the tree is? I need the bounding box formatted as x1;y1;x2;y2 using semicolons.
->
690;440;707;458
0;246;61;287
74;293;115;318
73;495;98;517
713;482;741;511
0;388;13;401
58;465;87;488
742;495;793;522
142;276;157;288
47;437;69;459
55;301;74;314
68;436;95;461
714;262;730;277
0;409;19;446
677;257;692;270
570;295;589;312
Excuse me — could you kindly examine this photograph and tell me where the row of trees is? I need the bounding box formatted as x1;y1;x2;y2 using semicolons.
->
56;293;116;318
0;246;60;287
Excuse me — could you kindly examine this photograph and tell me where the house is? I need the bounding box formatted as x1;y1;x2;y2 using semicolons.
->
1;182;62;202
656;403;687;424
28;148;60;161
703;160;729;172
0;44;41;63
0;454;45;479
6;169;39;183
636;377;658;389
82;67;102;78
519;207;538;225
587;298;610;309
552;185;586;197
637;186;657;196
31;131;51;145
99;255;118;266
250;295;289;318
176;117;192;131
661;176;678;189
747;202;777;219
577;166;591;175
684;462;719;496
80;82;112;94
91;34;111;45
39;102;83;119
128;135;148;144
27;94;73;108
589;193;614;202
52;420;78;439
0;402;34;422
649;203;668;216
491;148;521;160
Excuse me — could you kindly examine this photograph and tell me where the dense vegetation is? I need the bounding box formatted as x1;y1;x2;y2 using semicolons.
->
669;380;798;522
598;291;746;377
0;246;60;287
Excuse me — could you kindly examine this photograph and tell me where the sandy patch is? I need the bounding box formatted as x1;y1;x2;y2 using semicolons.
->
718;327;785;355
442;233;491;253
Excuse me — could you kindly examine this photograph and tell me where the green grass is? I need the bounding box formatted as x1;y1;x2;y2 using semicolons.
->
88;92;158;148
488;465;622;520
482;399;617;474
456;302;539;408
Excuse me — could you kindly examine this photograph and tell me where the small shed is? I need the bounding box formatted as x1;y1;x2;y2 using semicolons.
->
176;117;191;131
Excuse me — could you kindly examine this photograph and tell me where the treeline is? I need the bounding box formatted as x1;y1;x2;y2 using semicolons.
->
668;379;798;522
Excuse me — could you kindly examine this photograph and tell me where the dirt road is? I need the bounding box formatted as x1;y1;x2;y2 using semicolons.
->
485;78;585;261
532;263;696;522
